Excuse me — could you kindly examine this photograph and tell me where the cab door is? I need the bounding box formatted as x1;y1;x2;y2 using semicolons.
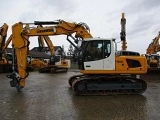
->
83;40;115;70
83;40;104;70
103;40;115;70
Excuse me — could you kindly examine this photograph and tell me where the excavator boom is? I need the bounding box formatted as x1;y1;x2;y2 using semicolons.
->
7;20;92;91
0;23;8;50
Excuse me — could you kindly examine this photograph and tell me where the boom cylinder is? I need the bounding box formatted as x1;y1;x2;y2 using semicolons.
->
34;21;59;25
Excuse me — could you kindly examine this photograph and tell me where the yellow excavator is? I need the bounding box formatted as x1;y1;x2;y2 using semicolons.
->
29;35;70;73
6;20;147;95
145;31;160;71
0;23;34;73
0;23;14;73
1;33;34;72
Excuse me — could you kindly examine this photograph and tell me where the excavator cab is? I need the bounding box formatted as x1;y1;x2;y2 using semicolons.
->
146;54;160;69
78;38;146;73
49;56;55;65
78;38;113;71
49;55;61;65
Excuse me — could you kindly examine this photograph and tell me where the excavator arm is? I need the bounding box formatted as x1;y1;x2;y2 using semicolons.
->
38;36;55;56
145;32;160;70
146;31;160;54
0;23;8;49
7;20;92;91
37;24;55;56
120;13;127;50
0;23;14;73
35;35;70;73
0;23;8;55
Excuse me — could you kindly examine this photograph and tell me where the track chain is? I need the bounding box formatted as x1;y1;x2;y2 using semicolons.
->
71;75;147;95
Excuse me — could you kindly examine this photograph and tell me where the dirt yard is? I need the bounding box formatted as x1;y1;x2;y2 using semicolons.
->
0;70;159;120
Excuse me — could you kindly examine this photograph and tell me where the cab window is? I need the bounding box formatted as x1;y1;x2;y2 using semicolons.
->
84;40;111;61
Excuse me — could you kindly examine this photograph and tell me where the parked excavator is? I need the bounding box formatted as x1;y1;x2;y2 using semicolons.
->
30;35;70;73
6;20;147;95
1;33;34;72
145;31;160;71
0;23;14;73
0;23;34;73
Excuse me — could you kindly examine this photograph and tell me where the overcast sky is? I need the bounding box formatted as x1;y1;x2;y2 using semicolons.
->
0;0;159;53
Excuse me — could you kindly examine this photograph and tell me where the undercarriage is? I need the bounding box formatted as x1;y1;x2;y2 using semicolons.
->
68;74;147;95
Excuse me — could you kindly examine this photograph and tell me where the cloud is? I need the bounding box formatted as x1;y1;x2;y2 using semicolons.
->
122;0;160;14
0;0;159;53
138;0;160;10
31;0;76;11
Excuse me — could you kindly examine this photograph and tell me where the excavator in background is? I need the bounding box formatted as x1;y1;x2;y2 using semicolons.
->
2;33;34;72
6;19;147;95
0;23;34;73
29;35;70;73
145;32;160;71
0;23;13;73
0;23;70;73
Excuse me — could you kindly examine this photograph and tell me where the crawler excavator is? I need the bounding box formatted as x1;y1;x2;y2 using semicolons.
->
145;32;160;71
6;20;147;95
0;23;34;73
2;33;34;72
30;35;70;73
0;23;13;73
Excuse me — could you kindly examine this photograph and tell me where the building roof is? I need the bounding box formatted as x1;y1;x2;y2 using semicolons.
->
6;48;50;59
31;46;62;52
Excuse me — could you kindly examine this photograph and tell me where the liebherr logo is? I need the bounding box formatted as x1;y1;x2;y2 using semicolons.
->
37;29;53;33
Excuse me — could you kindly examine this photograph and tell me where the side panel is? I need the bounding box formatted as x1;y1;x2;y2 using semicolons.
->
84;59;103;70
115;56;147;73
103;40;115;70
103;55;115;70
